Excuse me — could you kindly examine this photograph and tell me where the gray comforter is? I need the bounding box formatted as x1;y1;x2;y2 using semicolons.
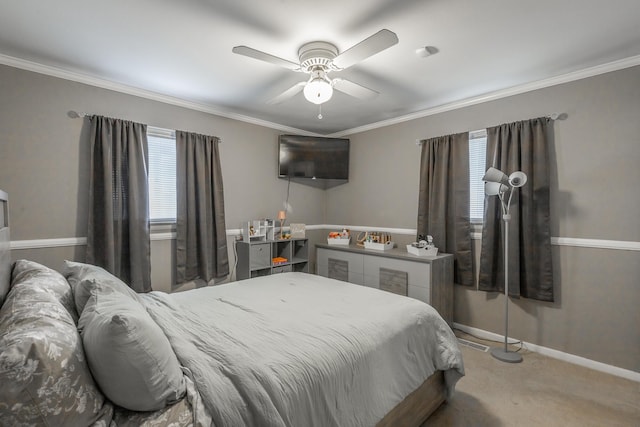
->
140;272;464;427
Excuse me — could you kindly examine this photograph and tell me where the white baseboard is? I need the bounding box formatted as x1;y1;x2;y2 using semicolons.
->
453;323;640;383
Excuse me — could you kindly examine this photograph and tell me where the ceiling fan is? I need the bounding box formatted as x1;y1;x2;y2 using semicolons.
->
232;29;398;105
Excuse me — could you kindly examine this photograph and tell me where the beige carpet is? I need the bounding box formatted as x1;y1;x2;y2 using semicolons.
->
424;332;640;426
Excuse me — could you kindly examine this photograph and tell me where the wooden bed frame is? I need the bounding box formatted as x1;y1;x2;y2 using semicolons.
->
378;370;446;426
0;189;447;426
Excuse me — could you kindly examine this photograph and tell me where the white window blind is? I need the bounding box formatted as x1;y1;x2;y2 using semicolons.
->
147;127;176;222
469;130;487;222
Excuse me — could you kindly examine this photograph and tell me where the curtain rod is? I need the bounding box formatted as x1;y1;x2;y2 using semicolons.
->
415;112;566;145
68;110;89;118
67;111;222;143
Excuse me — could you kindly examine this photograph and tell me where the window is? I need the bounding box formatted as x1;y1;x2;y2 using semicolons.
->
147;127;176;222
469;130;487;222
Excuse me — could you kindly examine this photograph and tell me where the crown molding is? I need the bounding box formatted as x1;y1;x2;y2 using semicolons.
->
331;54;640;137
0;53;311;136
2;53;639;138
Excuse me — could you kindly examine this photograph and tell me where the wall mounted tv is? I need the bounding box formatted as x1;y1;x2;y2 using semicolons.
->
278;134;350;189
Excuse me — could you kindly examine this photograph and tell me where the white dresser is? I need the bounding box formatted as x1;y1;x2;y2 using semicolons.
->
316;243;453;325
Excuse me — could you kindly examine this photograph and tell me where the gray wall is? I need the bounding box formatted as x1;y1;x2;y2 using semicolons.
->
0;64;326;291
330;66;640;373
1;63;638;373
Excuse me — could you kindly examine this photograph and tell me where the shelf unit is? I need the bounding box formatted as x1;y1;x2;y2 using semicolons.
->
236;238;309;280
242;219;275;242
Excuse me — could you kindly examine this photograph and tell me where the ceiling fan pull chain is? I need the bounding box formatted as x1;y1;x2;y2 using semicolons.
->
318;104;323;120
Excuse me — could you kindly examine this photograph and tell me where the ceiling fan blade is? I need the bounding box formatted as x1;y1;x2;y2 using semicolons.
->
332;78;379;100
267;82;306;104
232;46;300;71
332;29;399;70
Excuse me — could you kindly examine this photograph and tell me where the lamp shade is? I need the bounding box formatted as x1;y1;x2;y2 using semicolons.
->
482;167;509;185
277;210;286;220
508;171;527;187
304;77;333;104
485;181;509;196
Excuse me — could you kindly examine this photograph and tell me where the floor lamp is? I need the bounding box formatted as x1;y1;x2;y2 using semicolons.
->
482;167;527;363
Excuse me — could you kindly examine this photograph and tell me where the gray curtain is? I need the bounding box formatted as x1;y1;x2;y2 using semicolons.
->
478;117;554;301
417;132;474;286
86;115;151;292
176;131;229;284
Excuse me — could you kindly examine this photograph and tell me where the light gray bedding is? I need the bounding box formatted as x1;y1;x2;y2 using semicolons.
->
140;272;464;427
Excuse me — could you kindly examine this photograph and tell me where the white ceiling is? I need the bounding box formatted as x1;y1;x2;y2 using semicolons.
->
2;0;640;135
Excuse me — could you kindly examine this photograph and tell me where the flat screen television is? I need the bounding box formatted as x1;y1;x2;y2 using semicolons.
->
278;134;349;189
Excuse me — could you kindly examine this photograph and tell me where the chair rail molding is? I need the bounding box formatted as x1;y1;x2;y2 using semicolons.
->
9;226;640;252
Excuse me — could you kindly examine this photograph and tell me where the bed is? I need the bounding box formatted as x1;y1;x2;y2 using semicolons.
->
0;189;464;427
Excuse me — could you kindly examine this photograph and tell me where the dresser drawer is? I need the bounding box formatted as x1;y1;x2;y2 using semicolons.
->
364;256;431;303
317;248;364;285
363;256;430;286
407;284;430;304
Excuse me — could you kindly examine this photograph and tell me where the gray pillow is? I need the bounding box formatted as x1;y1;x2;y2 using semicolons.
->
63;260;140;315
79;288;186;412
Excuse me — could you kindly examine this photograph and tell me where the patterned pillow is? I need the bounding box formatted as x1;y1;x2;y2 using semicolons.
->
63;260;140;315
11;259;79;323
113;397;193;427
0;263;113;426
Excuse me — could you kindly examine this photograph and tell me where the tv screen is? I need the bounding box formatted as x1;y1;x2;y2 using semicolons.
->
278;135;349;183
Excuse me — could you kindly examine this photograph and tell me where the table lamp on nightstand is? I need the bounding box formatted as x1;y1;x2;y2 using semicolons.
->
278;210;286;239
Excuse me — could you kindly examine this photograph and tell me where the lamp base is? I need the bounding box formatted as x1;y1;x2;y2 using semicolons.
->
490;347;523;363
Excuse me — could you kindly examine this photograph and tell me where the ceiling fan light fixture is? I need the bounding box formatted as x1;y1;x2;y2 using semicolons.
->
233;29;397;106
303;76;333;105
